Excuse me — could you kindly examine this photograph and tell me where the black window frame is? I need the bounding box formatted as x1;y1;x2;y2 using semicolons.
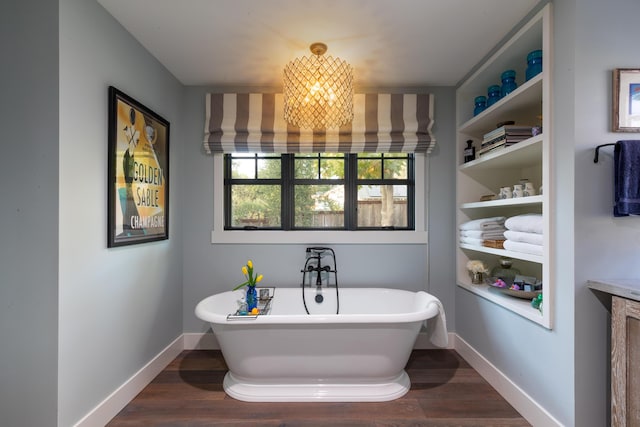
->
224;153;415;231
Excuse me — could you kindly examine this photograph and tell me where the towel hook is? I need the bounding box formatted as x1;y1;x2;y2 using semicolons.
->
594;143;616;163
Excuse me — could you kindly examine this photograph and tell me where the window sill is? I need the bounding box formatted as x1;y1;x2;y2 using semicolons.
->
211;229;428;245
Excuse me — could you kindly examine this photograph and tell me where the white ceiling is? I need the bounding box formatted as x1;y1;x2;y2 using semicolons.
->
97;0;539;88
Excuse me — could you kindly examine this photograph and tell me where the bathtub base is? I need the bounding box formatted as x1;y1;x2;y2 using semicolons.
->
223;371;411;402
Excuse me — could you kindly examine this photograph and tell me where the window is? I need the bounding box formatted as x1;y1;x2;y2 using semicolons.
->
224;153;415;231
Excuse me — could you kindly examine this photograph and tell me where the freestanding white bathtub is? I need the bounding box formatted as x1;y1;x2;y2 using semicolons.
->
195;287;447;402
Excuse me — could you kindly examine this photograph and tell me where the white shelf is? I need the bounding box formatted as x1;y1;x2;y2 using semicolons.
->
460;195;543;210
459;134;543;173
459;243;543;264
458;75;543;137
457;280;544;325
455;4;552;329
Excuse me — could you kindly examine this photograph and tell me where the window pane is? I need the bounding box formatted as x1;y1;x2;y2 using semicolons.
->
257;158;280;179
295;154;345;179
320;157;345;179
384;159;408;179
294;158;317;179
230;185;281;227
294;184;344;228
357;158;381;179
357;185;407;227
231;158;255;179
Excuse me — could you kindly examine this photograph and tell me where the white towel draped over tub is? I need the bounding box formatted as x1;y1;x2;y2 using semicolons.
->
425;298;448;348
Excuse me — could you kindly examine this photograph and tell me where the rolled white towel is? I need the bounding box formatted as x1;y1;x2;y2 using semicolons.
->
459;236;484;246
505;214;543;234
461;229;506;239
503;239;543;256
459;216;506;231
504;230;543;246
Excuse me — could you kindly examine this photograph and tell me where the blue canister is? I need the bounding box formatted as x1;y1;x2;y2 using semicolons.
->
526;50;543;81
501;70;518;97
487;85;502;107
473;96;487;116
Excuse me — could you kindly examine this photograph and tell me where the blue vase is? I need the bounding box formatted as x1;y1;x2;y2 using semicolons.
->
500;70;517;97
473;96;487;116
246;286;258;311
487;85;502;107
526;50;543;81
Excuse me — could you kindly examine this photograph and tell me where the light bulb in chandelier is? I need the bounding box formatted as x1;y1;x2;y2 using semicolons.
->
283;42;354;129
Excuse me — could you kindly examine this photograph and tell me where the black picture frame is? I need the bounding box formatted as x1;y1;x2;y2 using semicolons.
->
107;86;169;247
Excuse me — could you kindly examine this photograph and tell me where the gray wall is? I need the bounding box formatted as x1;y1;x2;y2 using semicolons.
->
57;0;184;425
456;0;640;425
0;1;60;426
573;0;640;425
181;86;457;333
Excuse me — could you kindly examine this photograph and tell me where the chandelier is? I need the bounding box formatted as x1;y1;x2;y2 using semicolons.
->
283;42;354;129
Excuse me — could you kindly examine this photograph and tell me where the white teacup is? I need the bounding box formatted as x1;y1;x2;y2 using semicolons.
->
500;186;512;199
512;184;524;198
523;182;536;197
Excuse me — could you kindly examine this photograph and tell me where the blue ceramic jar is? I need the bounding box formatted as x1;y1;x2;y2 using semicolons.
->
526;50;543;81
473;96;487;116
487;85;502;107
501;70;517;97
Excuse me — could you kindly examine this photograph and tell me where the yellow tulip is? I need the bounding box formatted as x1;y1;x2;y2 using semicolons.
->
242;266;248;276
256;274;263;283
247;260;253;269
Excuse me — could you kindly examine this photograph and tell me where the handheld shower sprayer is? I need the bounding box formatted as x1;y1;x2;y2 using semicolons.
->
300;247;339;314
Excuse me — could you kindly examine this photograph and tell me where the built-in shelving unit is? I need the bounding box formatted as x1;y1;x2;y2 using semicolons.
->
455;4;552;328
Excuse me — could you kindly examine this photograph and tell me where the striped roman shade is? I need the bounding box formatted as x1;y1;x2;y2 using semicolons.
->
203;93;435;154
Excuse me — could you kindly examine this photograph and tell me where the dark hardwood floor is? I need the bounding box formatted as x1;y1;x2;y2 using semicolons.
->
107;350;530;426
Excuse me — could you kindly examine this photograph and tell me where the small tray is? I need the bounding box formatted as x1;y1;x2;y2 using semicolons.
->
226;287;275;320
486;278;541;299
493;286;542;299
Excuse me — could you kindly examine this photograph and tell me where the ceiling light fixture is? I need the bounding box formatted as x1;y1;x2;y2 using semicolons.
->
283;42;354;129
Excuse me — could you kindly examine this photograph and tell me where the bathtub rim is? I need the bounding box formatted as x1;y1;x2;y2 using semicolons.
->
195;287;441;325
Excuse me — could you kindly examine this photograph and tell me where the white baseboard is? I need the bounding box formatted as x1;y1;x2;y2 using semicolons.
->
73;335;184;427
77;332;560;427
454;335;562;427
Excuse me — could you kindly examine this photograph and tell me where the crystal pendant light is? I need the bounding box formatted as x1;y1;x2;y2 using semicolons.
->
283;42;354;129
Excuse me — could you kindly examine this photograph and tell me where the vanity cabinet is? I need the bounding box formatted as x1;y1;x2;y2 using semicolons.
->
455;4;552;328
612;296;640;426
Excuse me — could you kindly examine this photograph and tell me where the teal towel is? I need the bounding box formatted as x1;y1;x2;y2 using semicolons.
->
614;140;640;216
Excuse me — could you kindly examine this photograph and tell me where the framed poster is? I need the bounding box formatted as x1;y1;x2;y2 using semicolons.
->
107;86;169;247
613;68;640;132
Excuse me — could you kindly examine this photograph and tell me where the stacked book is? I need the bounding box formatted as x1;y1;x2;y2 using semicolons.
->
478;125;534;156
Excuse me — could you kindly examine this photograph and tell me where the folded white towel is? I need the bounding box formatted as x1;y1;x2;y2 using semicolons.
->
459;216;506;231
504;230;544;246
505;214;543;234
503;239;543;256
459;236;484;246
460;229;506;239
